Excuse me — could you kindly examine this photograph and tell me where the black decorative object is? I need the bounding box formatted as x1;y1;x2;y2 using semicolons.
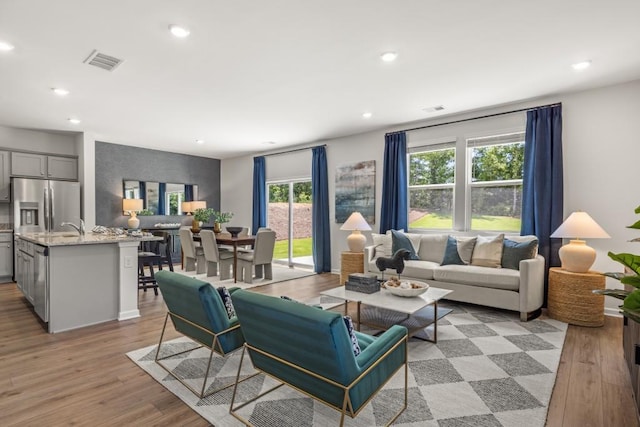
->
376;248;411;280
346;273;380;293
226;226;243;238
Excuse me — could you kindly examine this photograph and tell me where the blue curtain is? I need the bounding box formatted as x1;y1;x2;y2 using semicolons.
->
521;105;563;302
139;181;146;207
380;132;408;233
312;146;331;273
184;185;194;202
252;156;266;234
158;182;166;215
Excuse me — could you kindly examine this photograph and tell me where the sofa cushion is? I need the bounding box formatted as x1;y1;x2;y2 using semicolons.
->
441;236;477;265
433;264;520;291
471;234;504;268
502;237;539;270
372;233;391;258
400;260;439;280
418;234;449;263
391;230;420;260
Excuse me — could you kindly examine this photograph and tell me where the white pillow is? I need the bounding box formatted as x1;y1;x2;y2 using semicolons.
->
471;234;505;268
371;233;392;258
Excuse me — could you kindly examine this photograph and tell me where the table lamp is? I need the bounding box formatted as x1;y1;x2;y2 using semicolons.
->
550;211;610;273
340;212;372;252
123;198;143;229
181;201;193;215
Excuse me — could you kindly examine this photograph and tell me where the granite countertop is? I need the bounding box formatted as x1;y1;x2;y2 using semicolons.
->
16;232;162;247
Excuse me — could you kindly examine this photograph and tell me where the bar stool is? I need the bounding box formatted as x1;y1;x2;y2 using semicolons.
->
138;231;174;295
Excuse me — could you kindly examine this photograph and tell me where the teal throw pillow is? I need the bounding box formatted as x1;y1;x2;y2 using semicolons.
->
501;238;539;270
441;236;477;266
390;230;420;260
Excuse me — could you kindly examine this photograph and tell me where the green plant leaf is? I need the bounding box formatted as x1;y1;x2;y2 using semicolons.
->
621;275;640;288
604;272;627;281
622;308;640;324
635;205;640;214
608;252;640;276
623;290;640;311
628;219;640;230
593;289;629;301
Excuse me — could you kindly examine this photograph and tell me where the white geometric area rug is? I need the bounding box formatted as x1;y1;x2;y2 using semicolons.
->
174;263;315;290
126;302;567;427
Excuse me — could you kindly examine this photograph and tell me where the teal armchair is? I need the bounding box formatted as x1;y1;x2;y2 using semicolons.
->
229;289;408;426
154;270;252;398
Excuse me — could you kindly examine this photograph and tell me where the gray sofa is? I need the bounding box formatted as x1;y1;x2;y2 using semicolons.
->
364;233;544;321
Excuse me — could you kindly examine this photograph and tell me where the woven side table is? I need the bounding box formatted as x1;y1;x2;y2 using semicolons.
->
340;252;364;285
547;267;605;327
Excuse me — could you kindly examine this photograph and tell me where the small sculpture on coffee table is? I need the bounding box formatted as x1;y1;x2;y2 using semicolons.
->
376;248;411;281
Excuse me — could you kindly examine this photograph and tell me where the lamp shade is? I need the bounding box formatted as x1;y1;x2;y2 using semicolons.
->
340;212;372;231
122;198;143;213
181;201;193;213
550;211;609;273
340;212;371;252
550;211;610;239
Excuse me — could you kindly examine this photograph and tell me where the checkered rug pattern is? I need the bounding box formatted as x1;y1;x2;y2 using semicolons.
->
127;302;567;426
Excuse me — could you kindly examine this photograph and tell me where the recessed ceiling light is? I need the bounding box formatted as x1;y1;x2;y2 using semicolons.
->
572;60;592;71
169;24;190;38
68;118;81;124
423;105;445;113
52;88;69;96
262;141;277;145
195;139;204;144
0;41;15;51
380;52;398;62
362;112;373;119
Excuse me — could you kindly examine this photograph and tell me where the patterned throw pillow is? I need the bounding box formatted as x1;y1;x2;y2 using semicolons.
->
471;234;505;268
501;238;539;270
441;236;477;265
216;286;236;319
343;316;361;356
390;230;421;260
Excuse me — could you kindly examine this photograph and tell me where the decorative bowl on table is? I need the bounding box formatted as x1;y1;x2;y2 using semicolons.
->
382;278;429;297
226;226;243;238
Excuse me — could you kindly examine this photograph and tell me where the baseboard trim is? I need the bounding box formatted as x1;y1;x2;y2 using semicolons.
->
605;307;622;318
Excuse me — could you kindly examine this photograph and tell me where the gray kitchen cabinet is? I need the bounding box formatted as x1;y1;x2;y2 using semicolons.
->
10;152;78;181
0;151;9;203
11;152;47;178
15;237;35;303
47;156;78;180
0;233;13;282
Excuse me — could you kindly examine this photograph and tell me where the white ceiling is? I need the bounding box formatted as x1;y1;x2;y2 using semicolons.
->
0;1;639;159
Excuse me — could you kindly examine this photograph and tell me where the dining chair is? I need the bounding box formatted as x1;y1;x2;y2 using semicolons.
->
200;230;234;279
236;229;276;283
179;227;205;274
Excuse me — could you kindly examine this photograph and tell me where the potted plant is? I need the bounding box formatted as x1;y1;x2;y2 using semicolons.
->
192;207;215;232
594;205;640;322
212;210;233;233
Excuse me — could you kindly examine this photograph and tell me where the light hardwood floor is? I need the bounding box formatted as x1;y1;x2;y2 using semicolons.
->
0;273;638;426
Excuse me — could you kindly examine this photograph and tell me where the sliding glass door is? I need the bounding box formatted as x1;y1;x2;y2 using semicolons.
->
268;180;313;267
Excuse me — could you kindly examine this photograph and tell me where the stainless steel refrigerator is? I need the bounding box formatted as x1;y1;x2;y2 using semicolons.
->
12;178;81;234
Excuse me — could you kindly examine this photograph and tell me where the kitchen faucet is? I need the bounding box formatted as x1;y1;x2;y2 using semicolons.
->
61;219;85;235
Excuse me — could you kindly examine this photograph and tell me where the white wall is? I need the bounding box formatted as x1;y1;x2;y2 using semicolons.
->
75;132;96;228
222;79;640;315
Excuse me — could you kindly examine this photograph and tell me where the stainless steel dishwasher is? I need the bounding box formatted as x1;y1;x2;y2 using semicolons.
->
34;244;49;322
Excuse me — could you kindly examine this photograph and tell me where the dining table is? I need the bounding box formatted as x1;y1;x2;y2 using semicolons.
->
193;233;256;283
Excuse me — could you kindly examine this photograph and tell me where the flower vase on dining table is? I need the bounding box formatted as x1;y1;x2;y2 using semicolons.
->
213;222;221;234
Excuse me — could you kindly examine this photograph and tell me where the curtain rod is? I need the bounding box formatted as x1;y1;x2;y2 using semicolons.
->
386;102;562;136
261;144;327;158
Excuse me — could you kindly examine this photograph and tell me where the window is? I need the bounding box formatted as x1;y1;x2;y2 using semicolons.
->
408;131;525;232
468;132;525;232
408;143;456;230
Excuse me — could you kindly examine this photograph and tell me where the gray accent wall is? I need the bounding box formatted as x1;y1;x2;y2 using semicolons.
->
95;141;221;227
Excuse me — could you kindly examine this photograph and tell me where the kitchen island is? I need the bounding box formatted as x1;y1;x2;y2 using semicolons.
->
15;232;161;333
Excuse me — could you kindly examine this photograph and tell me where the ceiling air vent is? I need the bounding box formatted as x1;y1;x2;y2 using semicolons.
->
83;50;123;72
